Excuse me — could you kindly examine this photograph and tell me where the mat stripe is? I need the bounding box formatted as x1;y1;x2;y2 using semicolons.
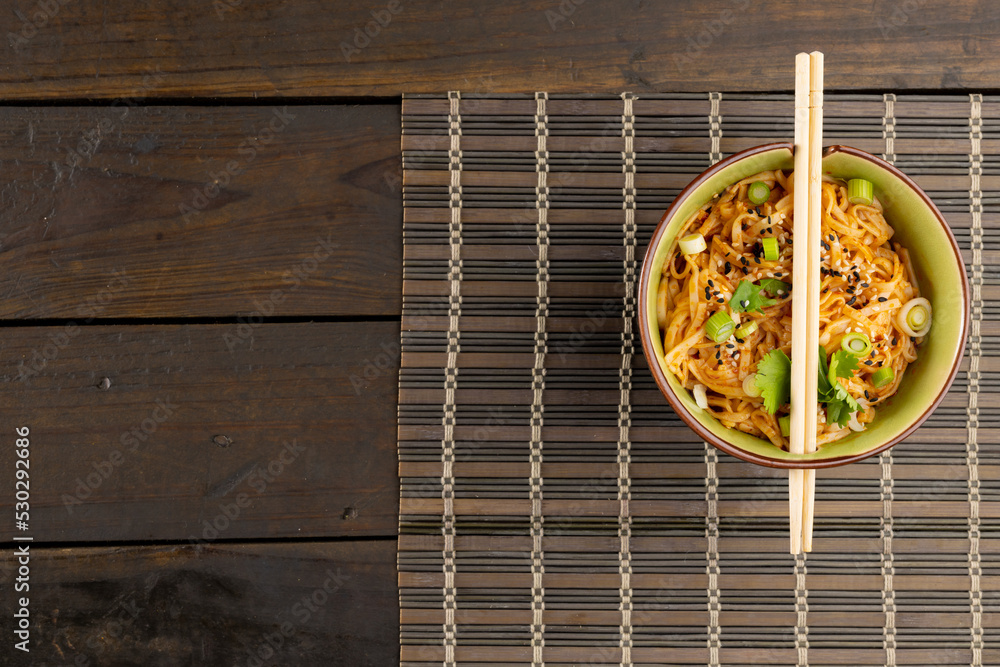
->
706;91;722;667
709;91;723;166
967;92;984;667
790;87;808;667
441;90;462;667
618;91;637;667
530;91;549;667
880;92;898;667
795;554;809;667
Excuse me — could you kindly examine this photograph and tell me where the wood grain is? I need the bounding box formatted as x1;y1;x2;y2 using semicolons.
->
0;540;397;667
0;105;401;318
0;321;400;542
0;0;997;99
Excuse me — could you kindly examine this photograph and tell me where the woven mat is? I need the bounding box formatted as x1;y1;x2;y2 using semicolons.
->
398;92;996;666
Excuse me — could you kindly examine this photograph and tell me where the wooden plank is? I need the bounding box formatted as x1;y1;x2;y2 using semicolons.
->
0;105;401;318
0;540;397;666
0;0;995;98
0;321;400;542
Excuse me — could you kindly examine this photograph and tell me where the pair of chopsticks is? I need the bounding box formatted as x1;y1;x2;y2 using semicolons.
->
789;52;823;554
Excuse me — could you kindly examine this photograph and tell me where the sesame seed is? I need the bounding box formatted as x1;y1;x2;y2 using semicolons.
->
864;360;873;366
717;298;725;304
725;261;732;273
891;337;898;345
846;296;857;306
878;296;888;302
725;343;735;349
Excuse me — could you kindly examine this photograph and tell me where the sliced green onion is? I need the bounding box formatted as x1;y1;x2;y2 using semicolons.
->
841;332;873;357
779;415;791;437
706;311;735;343
747;181;770;205
736;320;758;340
896;297;932;337
761;237;779;261
847;178;874;206
908;307;928;329
871;367;895;388
679;233;707;255
693;383;709;410
743;373;761;398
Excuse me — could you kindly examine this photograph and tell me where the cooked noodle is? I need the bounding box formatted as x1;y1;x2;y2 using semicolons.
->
658;170;920;449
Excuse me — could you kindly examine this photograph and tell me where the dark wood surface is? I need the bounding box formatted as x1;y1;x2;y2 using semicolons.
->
10;540;397;666
1;322;400;543
0;1;996;664
1;1;998;99
0;105;402;319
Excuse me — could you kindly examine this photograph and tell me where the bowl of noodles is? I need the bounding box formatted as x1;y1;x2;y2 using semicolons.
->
639;143;969;468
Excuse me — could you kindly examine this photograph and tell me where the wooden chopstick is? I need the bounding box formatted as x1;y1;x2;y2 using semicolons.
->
802;51;823;552
789;52;810;555
802;51;824;552
789;52;823;554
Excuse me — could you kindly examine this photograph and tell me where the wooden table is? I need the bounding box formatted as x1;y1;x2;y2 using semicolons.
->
1;2;996;664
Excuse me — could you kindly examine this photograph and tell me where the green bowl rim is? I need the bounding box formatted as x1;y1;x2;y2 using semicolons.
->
637;142;970;469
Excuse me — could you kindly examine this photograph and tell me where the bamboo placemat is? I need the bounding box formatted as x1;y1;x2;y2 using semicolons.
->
398;92;997;666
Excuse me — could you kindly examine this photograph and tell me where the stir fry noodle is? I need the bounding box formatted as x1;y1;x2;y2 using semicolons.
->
658;170;927;449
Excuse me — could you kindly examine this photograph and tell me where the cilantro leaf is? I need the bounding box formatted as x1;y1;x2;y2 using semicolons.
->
828;349;859;381
826;401;849;428
754;348;791;414
817;344;831;386
758;278;790;297
752;346;863;427
818;347;861;427
730;280;778;313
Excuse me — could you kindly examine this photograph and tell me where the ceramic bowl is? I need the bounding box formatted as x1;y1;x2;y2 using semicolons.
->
638;143;969;468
